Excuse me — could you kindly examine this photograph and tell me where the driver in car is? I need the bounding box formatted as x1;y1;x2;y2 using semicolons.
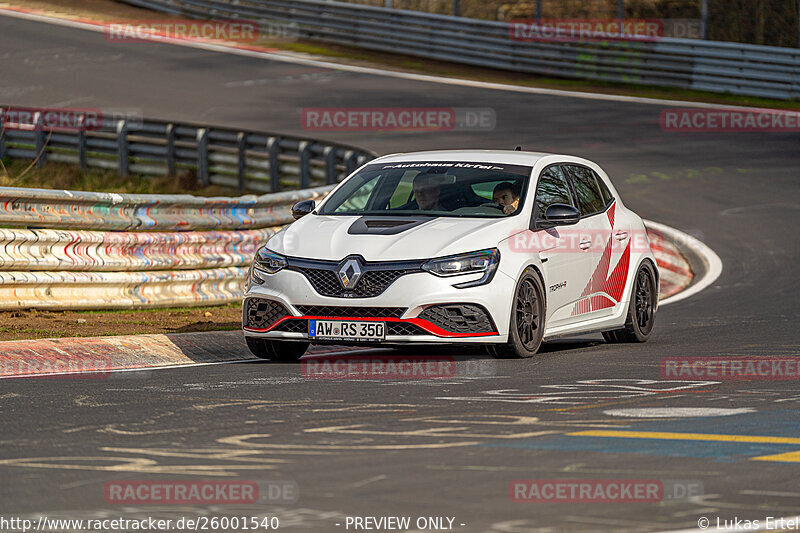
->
493;182;520;215
411;172;443;211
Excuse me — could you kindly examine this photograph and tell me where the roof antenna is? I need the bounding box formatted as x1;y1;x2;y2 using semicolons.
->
514;146;522;151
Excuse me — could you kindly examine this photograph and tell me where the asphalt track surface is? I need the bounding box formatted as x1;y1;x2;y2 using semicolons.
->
1;13;800;533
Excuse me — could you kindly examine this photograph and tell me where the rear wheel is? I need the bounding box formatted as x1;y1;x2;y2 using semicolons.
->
487;269;546;359
246;337;309;361
602;261;657;343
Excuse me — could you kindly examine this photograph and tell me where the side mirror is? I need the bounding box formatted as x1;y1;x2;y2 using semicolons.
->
541;204;581;227
291;199;315;220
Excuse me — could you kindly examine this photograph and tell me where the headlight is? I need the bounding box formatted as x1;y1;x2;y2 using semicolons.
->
422;248;500;288
253;247;287;275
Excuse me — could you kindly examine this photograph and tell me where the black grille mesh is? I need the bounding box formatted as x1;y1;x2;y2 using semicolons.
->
418;304;495;334
294;267;414;298
296;306;405;318
244;298;290;330
386;322;428;336
272;319;308;333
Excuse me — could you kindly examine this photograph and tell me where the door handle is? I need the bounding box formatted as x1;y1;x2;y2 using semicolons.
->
615;231;628;241
579;240;592;250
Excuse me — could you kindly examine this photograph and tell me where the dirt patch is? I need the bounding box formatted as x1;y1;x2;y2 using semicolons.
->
0;303;242;341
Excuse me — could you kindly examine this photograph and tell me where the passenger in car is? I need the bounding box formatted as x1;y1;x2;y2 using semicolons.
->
493;182;520;215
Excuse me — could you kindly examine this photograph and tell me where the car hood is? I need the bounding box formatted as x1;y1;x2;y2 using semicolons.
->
267;215;523;261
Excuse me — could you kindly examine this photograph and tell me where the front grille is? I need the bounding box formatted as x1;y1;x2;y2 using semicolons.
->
272;319;308;333
296;306;405;318
244;298;290;330
418;304;496;334
296;267;413;298
287;256;423;298
386;323;428;336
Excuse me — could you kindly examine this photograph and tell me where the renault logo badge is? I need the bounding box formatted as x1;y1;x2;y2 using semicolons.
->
337;258;362;290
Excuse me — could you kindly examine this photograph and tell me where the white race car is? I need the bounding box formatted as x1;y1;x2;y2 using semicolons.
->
242;150;658;360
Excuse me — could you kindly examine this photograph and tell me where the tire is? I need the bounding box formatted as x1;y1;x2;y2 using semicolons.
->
602;261;657;343
246;337;309;362
487;268;546;359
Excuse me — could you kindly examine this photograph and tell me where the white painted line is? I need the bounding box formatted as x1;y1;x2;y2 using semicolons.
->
656;516;800;533
603;407;756;418
645;219;723;306
0;7;787;111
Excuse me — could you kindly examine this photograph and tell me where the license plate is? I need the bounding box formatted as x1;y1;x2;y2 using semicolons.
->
308;320;385;341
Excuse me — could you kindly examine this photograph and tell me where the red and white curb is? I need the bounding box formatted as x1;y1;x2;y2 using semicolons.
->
645;220;723;306
0;331;252;379
646;225;694;299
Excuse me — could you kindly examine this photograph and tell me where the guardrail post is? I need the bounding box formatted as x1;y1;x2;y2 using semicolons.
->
117;119;129;176
267;136;281;192
34;112;46;168
344;150;359;174
77;116;87;171
452;0;459;17
197;128;209;185
701;0;709;40
237;131;247;194
298;141;311;189
323;146;337;184
535;0;541;18
0;108;6;161
165;123;176;176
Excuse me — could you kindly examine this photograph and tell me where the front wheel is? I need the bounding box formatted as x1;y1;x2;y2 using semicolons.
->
246;337;309;361
487;269;546;359
603;261;657;343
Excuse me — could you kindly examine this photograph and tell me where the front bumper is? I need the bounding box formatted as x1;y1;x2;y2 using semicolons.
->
242;266;514;344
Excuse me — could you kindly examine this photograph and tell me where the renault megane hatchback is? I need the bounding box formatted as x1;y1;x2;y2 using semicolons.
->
242;150;658;360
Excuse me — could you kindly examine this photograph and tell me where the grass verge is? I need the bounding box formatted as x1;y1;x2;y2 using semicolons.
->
0;303;242;341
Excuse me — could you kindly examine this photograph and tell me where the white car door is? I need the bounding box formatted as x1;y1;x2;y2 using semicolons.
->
529;164;592;328
563;164;627;320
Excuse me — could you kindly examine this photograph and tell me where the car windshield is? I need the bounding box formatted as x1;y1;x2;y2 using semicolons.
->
318;161;532;218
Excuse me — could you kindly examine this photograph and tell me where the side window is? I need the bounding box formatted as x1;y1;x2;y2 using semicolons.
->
595;172;614;206
534;166;573;218
566;165;606;216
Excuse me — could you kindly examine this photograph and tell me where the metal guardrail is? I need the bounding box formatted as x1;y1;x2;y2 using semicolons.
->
0;184;333;231
120;0;800;100
0;185;333;309
0;108;375;193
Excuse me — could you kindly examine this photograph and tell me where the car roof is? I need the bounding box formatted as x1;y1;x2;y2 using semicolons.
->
370;150;592;167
